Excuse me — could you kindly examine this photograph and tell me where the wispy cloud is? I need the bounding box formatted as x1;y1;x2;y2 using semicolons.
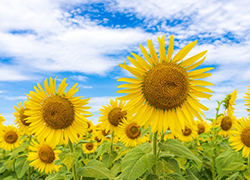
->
70;75;89;82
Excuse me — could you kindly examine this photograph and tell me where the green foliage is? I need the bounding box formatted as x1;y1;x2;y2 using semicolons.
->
58;150;81;171
14;155;30;178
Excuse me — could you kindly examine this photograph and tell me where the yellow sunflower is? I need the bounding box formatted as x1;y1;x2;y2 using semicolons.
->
244;86;250;112
27;139;61;174
94;126;118;144
82;141;98;154
25;77;91;145
216;111;236;137
229;116;250;157
13;101;31;134
175;124;198;142
0;114;5;126
117;35;214;133
0;125;22;151
98;98;133;134
195;119;211;136
164;128;176;141
117;118;146;147
223;89;237;114
86;120;94;134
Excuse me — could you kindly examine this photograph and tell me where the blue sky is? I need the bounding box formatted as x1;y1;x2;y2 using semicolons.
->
1;0;250;125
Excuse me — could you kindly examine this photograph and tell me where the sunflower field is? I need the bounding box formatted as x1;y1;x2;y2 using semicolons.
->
1;35;250;180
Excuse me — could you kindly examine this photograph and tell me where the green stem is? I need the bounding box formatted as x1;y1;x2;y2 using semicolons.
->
211;101;223;180
248;156;250;170
68;140;78;180
110;132;114;154
27;135;33;180
152;132;158;174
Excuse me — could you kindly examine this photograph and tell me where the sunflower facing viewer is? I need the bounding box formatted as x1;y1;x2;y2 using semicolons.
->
117;35;214;133
25;77;92;145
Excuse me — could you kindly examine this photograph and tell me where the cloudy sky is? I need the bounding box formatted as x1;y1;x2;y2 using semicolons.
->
1;0;250;125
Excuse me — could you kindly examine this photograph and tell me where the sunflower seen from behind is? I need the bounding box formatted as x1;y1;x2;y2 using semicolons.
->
0;125;22;151
216;111;236;137
27;139;61;174
229;116;250;158
117;35;214;134
13;101;31;135
223;89;237;114
25;77;91;145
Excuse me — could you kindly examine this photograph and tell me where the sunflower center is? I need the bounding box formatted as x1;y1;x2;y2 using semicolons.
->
102;130;110;137
4;131;18;144
108;108;127;127
220;116;232;131
241;127;250;147
42;96;74;129
86;143;94;150
183;126;192;136
143;62;189;110
125;123;141;139
198;124;205;135
38;145;55;163
20;109;31;126
95;136;102;143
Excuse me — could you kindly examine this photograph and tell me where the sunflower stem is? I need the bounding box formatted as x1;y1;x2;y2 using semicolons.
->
152;131;158;174
211;101;223;180
248;156;250;170
110;132;114;154
27;135;32;180
68;140;78;180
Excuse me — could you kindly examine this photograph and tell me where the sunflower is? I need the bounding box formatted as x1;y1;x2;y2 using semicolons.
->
13;101;31;134
98;98;133;134
229;116;250;158
25;77;91;145
216;111;236;137
244;86;250;112
195;119;211;136
82;141;98;154
164;128;176;141
86;120;94;134
0;125;22;151
0;114;5;126
117;35;214;133
117;118;146;147
175;124;198;142
223;89;237;114
94;126;118;144
27;139;61;174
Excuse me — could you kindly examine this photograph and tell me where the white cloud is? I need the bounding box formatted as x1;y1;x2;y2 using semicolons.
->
70;75;89;82
81;85;93;89
0;95;27;101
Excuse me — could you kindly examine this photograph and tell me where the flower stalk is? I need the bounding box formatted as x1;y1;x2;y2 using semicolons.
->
152;131;158;174
68;140;78;180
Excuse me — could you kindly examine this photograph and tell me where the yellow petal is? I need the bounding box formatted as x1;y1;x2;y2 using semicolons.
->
131;53;151;70
148;39;159;65
172;40;197;63
140;44;154;66
180;50;207;67
167;34;174;62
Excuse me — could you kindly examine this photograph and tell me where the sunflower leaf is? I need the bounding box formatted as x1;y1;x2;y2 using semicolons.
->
14;155;30;178
58;151;81;171
158;139;202;166
102;151;118;168
121;143;157;180
77;159;114;179
96;140;110;157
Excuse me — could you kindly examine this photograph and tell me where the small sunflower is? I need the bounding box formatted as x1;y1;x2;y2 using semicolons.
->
216;111;236;137
195;119;211;136
25;77;91;145
27;140;61;174
98;98;132;134
223;89;237;114
82;141;97;154
244;86;250;113
0;114;5;126
86;120;94;134
175;124;198;142
117;118;146;147
117;35;214;134
229;116;250;157
13;101;31;134
95;123;118;143
0;125;22;151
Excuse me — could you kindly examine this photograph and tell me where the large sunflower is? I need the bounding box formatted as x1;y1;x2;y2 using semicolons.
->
0;125;22;151
117;35;214;133
229;116;250;158
25;77;92;145
99;98;133;134
27;139;61;174
216;111;236;137
13;101;31;134
117;118;146;147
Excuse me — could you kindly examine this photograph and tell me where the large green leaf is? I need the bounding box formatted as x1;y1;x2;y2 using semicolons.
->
155;159;179;176
226;172;240;180
222;162;247;171
58;151;81;171
146;173;185;180
185;168;199;180
15;155;30;178
121;143;157;180
102;151;118;168
77;159;114;179
158;139;201;165
96;140;110;157
111;160;122;177
45;172;72;180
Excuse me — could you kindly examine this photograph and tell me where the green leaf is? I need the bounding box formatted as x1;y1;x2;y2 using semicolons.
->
111;160;122;177
222;162;247;171
3;158;15;171
96;140;110;157
102;151;118;168
244;170;250;179
185;168;199;180
168;158;180;173
58;151;81;171
226;172;240;180
45;172;72;180
140;125;151;138
77;159;114;179
122;143;157;180
113;149;129;162
15;155;30;178
155;159;178;176
158;139;202;165
146;173;184;180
